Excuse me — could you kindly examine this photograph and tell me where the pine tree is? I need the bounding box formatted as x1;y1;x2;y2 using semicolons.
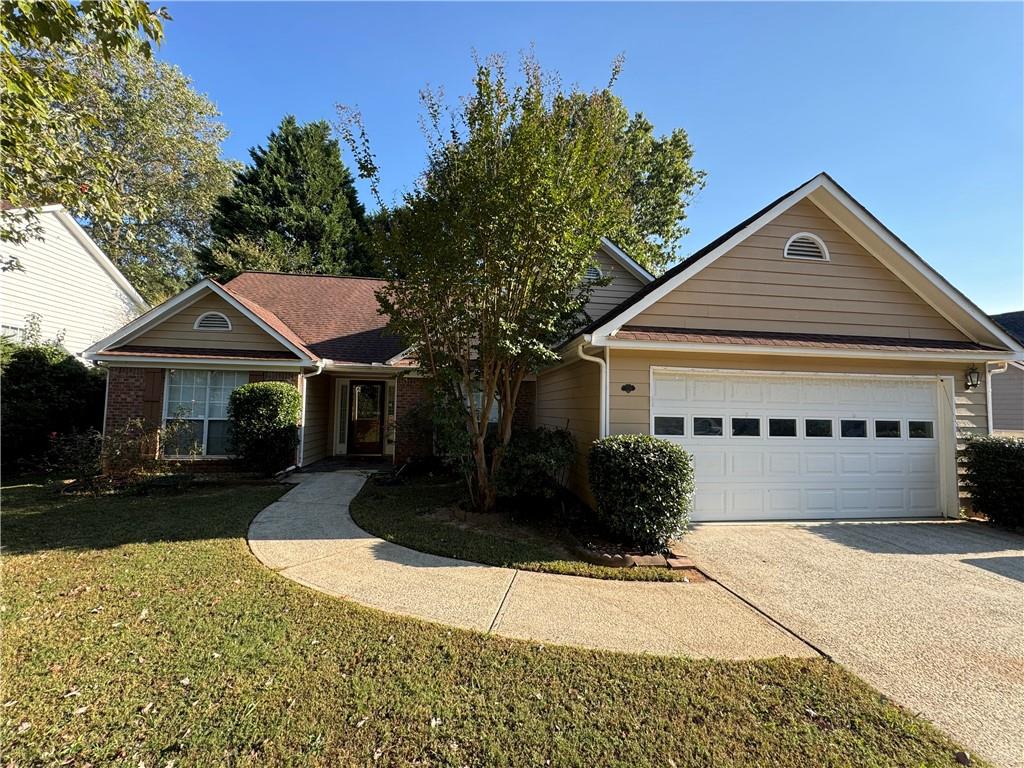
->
199;116;375;279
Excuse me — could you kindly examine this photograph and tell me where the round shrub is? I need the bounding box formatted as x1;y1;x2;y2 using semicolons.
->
228;382;301;475
588;434;695;552
961;434;1024;528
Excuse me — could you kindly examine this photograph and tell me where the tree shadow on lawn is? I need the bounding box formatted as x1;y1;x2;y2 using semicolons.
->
801;519;1024;557
0;480;287;555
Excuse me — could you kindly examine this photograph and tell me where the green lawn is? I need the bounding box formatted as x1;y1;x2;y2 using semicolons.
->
350;474;695;582
1;480;984;767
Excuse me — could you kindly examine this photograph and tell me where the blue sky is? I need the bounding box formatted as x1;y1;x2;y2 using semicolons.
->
159;2;1023;314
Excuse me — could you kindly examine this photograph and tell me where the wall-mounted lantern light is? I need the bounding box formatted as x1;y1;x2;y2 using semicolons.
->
621;383;636;393
964;365;981;391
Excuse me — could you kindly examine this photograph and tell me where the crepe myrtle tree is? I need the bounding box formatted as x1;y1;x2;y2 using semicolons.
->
340;53;632;512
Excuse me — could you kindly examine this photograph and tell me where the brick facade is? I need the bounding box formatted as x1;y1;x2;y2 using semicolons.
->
104;366;165;436
394;376;433;463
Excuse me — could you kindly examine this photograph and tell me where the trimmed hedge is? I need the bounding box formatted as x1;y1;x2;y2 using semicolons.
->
0;339;106;470
961;434;1024;528
228;382;301;475
588;434;695;552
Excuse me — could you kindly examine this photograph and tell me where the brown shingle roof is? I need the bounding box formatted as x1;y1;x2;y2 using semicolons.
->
616;326;1001;353
224;272;406;364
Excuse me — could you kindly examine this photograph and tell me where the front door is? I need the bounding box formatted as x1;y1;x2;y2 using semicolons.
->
348;381;384;455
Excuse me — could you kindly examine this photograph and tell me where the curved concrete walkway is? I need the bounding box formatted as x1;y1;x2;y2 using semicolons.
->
248;471;815;660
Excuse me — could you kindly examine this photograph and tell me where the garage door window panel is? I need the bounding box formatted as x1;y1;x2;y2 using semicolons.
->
731;417;761;437
875;420;902;439
840;419;868;439
768;418;798;438
909;420;935;439
654;416;685;436
805;418;833;438
693;417;724;436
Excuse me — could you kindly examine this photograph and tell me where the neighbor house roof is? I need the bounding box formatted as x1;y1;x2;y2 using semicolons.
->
992;311;1024;345
616;326;1005;354
224;272;406;365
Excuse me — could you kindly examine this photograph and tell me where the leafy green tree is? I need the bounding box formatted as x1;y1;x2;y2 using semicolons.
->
199;116;374;280
341;54;632;512
609;111;705;274
1;0;169;257
63;48;233;301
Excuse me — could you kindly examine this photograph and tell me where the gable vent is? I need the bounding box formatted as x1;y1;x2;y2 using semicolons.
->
784;233;829;261
193;311;232;331
584;264;603;281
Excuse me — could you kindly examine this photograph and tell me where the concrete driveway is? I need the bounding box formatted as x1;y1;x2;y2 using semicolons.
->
684;520;1024;768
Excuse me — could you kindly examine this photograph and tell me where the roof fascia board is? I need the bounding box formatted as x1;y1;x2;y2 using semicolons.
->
93;356;309;369
598;238;654;283
53;209;149;311
593;337;1019;362
323;361;410;373
589;175;826;339
810;178;1022;351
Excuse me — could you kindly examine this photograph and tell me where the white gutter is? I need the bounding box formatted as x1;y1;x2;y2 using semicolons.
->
986;361;1009;435
577;340;608;437
297;359;328;467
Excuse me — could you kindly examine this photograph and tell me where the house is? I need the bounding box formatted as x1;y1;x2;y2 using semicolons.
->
83;239;650;467
84;173;1022;520
988;311;1024;434
0;205;148;356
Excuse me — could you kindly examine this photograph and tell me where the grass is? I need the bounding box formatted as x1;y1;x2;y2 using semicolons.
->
350;474;695;582
0;479;986;767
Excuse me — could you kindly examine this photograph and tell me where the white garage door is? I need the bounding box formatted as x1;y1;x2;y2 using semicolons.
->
651;370;944;521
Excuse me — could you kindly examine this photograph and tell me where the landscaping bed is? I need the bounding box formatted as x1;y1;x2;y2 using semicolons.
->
1;478;988;767
351;473;705;582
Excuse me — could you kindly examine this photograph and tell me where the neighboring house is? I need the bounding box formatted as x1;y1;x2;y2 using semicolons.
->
0;205;148;356
989;311;1024;434
85;173;1022;521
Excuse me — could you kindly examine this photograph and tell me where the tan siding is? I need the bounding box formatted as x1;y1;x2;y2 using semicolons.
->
127;292;292;352
607;348;986;436
0;211;143;356
301;373;331;465
633;199;968;341
536;359;600;500
991;364;1024;431
584;249;646;321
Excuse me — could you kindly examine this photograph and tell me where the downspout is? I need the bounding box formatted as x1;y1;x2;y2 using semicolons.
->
296;360;327;469
986;361;1009;435
576;341;608;437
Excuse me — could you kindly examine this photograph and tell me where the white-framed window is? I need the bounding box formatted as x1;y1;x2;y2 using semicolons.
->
840;419;868;438
163;369;249;456
908;420;935;439
767;417;798;438
193;312;232;331
693;416;724;437
469;388;501;424
874;419;902;439
784;232;830;261
804;418;833;438
730;417;761;437
653;416;685;436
